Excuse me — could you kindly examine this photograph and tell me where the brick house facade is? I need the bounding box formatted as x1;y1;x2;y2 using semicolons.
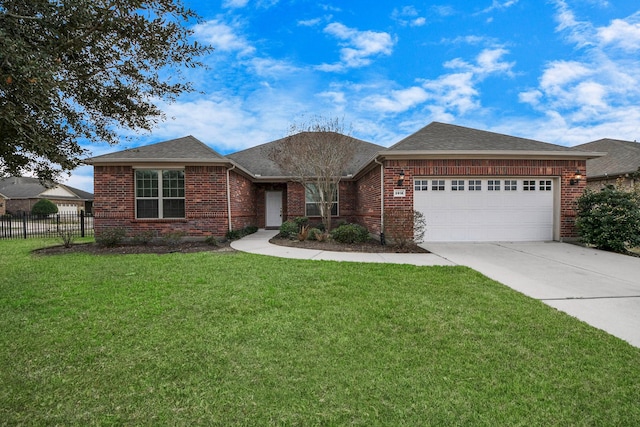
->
88;123;601;242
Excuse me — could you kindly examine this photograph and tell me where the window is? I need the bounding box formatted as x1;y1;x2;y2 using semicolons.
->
488;180;501;191
135;170;185;219
505;180;517;191
539;180;552;191
431;180;445;191
414;179;429;191
451;180;465;191
468;180;481;191
305;184;338;217
523;180;536;191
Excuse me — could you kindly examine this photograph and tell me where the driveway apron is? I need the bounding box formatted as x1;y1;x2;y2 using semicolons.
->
423;242;640;348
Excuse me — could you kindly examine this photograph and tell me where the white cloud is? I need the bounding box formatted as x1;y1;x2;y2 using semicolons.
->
517;2;640;144
193;19;255;57
365;87;430;113
479;0;519;14
392;6;427;27
317;23;394;71
222;0;249;9
597;14;640;51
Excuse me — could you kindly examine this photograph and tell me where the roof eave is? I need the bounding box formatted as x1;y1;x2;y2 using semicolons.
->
85;158;230;165
377;150;606;160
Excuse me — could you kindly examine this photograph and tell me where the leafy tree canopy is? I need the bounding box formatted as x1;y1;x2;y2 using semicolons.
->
0;0;212;180
31;198;58;216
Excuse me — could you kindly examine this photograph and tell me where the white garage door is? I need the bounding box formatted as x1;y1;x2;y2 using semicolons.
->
414;178;554;242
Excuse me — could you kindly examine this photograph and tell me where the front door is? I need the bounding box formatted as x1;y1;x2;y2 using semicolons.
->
265;191;283;228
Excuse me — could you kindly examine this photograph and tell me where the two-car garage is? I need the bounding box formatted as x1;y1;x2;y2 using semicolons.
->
413;177;556;242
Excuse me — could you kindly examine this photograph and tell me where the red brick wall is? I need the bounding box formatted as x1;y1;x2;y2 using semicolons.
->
229;171;257;230
285;181;356;228
355;166;382;234
93;165;236;239
376;158;587;240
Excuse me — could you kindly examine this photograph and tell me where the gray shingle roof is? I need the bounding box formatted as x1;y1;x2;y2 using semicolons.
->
388;122;575;152
0;177;93;200
228;132;384;177
86;136;227;163
574;138;640;178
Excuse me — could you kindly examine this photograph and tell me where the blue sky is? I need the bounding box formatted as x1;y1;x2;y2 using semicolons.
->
67;0;640;192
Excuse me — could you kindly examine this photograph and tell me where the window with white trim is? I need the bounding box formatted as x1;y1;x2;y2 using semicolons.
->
468;180;481;191
431;180;445;191
452;180;465;191
414;179;429;191
539;180;552;191
135;170;185;219
504;180;517;191
305;184;338;217
523;180;536;191
488;180;501;191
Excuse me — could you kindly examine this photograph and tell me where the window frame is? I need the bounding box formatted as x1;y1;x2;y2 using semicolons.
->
305;183;338;217
135;169;185;219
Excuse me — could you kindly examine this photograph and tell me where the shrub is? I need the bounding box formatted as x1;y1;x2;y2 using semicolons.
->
575;187;640;253
95;227;126;247
162;231;185;247
279;220;299;239
58;230;74;248
31;198;58;217
204;236;219;246
131;230;155;245
226;229;242;240
308;227;323;241
243;225;259;235
384;208;427;248
297;225;309;241
330;223;369;244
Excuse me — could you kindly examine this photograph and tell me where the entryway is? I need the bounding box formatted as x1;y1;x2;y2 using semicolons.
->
265;191;283;228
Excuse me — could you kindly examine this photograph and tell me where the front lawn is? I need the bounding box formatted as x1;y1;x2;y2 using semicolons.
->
1;239;639;425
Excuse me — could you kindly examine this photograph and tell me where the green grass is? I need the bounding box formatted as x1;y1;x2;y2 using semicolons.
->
1;239;639;426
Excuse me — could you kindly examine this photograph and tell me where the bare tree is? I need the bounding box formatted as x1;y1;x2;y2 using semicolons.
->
269;117;357;232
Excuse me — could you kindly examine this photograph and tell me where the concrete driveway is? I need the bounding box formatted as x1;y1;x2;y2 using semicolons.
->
423;242;640;348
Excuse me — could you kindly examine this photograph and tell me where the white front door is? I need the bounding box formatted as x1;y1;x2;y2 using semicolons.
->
265;191;283;228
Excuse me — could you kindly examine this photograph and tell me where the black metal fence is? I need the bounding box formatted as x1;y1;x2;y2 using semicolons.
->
0;211;94;240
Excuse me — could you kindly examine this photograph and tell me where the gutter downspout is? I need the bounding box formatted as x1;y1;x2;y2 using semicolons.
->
226;164;236;232
374;157;385;245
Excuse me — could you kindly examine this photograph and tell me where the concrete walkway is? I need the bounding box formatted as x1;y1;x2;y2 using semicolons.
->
230;229;455;266
232;230;640;348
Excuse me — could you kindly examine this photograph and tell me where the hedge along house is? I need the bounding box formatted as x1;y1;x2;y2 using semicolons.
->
87;122;603;242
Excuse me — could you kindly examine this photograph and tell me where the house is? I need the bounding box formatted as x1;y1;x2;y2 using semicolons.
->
573;138;640;190
87;122;602;242
0;176;94;216
0;192;6;216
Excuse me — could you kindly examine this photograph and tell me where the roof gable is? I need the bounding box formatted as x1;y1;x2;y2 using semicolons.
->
575;138;640;178
228;132;384;177
87;136;227;163
388;122;573;152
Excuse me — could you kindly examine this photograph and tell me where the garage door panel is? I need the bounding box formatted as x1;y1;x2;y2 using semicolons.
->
414;178;554;242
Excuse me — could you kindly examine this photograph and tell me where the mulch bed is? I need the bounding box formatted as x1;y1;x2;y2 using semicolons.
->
33;235;429;256
33;241;234;256
269;237;429;253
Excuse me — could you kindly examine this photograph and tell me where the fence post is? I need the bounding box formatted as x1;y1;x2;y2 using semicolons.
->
80;210;85;238
56;214;60;234
22;212;27;239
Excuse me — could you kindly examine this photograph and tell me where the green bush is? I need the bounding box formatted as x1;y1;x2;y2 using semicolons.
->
575;187;640;253
307;227;323;241
131;230;155;245
330;223;369;244
95;227;126;247
225;225;259;241
31;198;58;216
279;220;299;239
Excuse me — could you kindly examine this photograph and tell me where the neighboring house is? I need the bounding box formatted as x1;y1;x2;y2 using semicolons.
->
573;139;640;190
87;122;602;242
0;192;6;216
0;176;94;216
